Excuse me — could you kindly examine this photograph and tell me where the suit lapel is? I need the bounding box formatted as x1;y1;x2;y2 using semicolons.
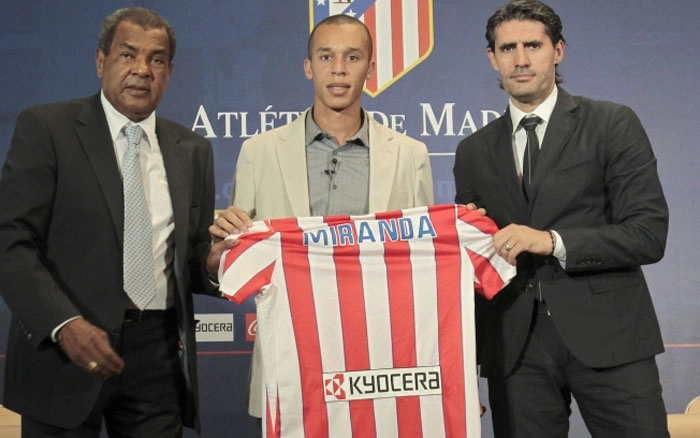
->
488;112;529;207
158;123;189;280
75;94;124;242
367;117;398;212
275;112;311;217
530;89;579;202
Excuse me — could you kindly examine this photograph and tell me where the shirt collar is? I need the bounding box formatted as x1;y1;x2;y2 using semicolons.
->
305;107;370;147
509;86;558;134
101;90;157;150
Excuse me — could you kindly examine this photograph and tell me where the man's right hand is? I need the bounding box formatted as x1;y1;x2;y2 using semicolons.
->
209;206;254;242
57;318;124;380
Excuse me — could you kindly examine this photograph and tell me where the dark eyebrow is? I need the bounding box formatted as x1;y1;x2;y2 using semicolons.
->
316;46;363;54
117;42;167;57
118;42;137;52
498;40;542;51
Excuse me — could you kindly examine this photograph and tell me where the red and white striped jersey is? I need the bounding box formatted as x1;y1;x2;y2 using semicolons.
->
219;204;515;438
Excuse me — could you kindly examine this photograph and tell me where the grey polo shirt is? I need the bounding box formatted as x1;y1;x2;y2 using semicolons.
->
305;110;370;216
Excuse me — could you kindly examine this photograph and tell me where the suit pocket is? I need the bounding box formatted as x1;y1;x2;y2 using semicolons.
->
554;156;600;183
587;271;641;294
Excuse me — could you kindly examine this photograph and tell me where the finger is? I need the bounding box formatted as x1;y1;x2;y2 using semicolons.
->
503;242;513;255
225;211;253;233
208;223;229;241
214;213;246;235
206;239;239;277
465;203;488;217
493;236;510;254
58;319;122;377
92;336;124;375
506;247;520;266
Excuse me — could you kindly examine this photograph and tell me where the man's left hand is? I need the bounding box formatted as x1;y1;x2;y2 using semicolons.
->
494;224;553;265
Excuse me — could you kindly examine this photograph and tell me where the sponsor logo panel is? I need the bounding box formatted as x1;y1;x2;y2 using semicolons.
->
195;313;234;342
323;365;441;402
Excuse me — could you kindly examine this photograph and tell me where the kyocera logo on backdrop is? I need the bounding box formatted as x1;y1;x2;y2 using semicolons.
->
309;0;434;97
195;313;234;342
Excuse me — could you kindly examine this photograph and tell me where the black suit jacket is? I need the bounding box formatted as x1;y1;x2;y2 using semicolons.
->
453;88;668;378
0;94;218;430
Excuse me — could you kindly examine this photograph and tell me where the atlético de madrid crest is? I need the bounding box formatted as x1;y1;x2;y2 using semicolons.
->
310;0;434;97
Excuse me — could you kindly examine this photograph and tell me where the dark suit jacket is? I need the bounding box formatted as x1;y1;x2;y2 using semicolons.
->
0;93;218;430
453;88;668;378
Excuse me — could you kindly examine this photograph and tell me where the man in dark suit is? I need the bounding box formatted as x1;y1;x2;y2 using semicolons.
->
0;7;227;437
453;1;669;436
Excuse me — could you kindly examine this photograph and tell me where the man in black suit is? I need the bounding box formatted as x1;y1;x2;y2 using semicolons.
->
453;1;669;436
0;7;230;437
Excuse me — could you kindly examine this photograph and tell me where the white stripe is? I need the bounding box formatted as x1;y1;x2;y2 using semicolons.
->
402;0;420;65
459;248;482;437
330;3;347;16
374;0;395;90
407;208;446;437
219;233;275;298
264;239;305;437
358;215;399;437
303;216;353;437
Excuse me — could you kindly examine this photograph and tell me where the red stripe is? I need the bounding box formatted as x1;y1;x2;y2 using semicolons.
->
375;210;423;436
456;205;499;235
326;214;377;437
431;205;467;437
265;394;281;438
417;0;431;55
456;205;509;299
278;217;329;438
222;227;275;270
275;394;281;438
364;5;378;92
390;0;405;76
221;262;275;304
467;248;506;300
221;229;276;304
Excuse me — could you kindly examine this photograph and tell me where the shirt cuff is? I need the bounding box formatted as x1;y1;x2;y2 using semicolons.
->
51;316;83;343
550;229;567;268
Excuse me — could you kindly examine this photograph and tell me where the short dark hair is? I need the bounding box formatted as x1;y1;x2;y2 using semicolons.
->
307;14;373;61
98;7;176;62
486;0;565;84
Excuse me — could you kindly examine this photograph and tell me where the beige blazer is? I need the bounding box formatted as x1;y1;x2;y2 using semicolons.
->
232;108;434;219
230;108;434;416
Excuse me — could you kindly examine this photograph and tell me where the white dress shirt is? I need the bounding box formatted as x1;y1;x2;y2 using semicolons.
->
507;87;567;263
102;91;175;309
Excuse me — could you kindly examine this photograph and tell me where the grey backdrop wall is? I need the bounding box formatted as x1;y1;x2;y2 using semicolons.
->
1;1;698;436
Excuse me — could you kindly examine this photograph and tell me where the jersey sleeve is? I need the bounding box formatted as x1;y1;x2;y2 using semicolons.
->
218;222;279;304
456;205;516;300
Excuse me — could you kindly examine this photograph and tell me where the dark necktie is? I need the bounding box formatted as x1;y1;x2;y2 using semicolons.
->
520;115;543;199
